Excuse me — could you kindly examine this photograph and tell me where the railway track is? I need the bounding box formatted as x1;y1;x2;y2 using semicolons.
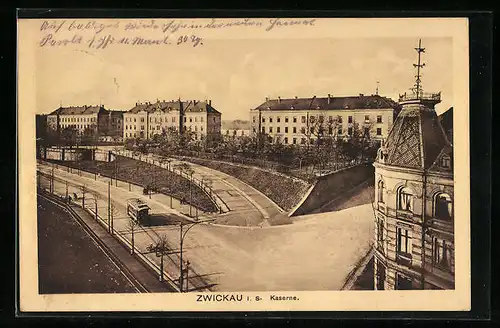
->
38;191;149;293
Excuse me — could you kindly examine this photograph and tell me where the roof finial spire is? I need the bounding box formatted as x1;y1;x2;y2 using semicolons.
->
376;80;380;96
412;38;426;98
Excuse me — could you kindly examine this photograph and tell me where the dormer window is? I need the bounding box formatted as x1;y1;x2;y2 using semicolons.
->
441;155;451;169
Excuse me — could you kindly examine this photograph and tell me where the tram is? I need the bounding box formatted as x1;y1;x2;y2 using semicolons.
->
126;198;150;224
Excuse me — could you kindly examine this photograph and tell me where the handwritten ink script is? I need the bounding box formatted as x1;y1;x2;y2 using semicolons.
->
38;18;317;50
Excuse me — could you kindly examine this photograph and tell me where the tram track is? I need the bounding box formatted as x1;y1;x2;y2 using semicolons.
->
38;164;212;292
38;190;149;293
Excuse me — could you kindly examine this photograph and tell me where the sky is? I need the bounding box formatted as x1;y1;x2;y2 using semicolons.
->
34;36;453;119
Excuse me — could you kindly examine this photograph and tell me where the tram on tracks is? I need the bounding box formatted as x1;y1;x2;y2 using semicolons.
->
126;198;150;224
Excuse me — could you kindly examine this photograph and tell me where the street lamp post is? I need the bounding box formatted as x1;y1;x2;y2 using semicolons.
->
107;181;111;233
185;260;190;292
178;219;215;292
189;173;193;217
81;185;86;209
128;218;138;255
51;163;55;194
115;158;118;187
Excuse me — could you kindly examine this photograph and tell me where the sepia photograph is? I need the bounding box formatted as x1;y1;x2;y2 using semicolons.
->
18;17;470;312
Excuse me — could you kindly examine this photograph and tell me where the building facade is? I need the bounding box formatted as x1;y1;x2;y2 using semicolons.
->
222;128;251;138
47;105;124;142
123;99;221;141
372;41;454;290
249;94;400;145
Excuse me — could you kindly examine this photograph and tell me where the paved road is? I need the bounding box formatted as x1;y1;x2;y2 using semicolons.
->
37;159;375;292
117;150;285;227
38;163;212;292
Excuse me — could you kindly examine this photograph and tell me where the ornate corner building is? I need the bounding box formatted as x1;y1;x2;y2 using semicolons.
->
373;40;454;290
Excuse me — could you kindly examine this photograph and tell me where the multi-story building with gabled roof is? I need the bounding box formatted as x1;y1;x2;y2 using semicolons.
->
47;105;124;142
123;99;221;141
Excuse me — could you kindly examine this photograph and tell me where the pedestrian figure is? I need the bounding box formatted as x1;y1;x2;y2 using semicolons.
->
73;192;78;200
68;195;72;203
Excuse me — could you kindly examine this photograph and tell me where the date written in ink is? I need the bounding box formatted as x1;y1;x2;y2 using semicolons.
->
177;35;203;47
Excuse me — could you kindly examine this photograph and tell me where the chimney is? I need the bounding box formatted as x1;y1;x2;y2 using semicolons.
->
278;96;281;103
328;94;331;104
359;93;364;97
295;96;298;99
209;100;212;106
265;97;269;102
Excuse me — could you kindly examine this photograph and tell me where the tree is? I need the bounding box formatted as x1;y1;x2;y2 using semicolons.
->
204;133;223;152
146;233;169;282
82;124;98;146
174;162;194;178
136;137;148;154
343;122;375;161
180;127;196;150
124;138;135;150
60;126;78;148
127;217;139;254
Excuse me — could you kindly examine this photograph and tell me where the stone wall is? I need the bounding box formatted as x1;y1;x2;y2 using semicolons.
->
290;163;374;216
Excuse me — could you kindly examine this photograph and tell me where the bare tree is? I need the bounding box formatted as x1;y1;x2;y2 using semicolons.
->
300;113;342;172
146;234;169;282
174;162;195;216
127;217;139;254
109;202;121;234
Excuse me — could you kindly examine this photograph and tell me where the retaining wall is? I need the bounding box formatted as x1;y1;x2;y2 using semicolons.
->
290;163;374;216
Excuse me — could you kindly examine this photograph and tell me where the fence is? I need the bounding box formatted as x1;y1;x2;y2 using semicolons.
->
155;149;365;182
116;150;230;214
38;158;217;218
36;169;181;290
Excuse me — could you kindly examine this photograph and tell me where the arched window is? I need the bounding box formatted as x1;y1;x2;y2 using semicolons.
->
434;193;452;220
378;180;385;203
397;187;413;212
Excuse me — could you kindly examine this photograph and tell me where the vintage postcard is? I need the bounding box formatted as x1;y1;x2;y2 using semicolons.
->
18;16;470;312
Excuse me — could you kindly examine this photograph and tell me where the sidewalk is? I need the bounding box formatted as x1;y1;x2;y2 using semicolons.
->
40;191;176;292
70;204;177;292
118;150;285;227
